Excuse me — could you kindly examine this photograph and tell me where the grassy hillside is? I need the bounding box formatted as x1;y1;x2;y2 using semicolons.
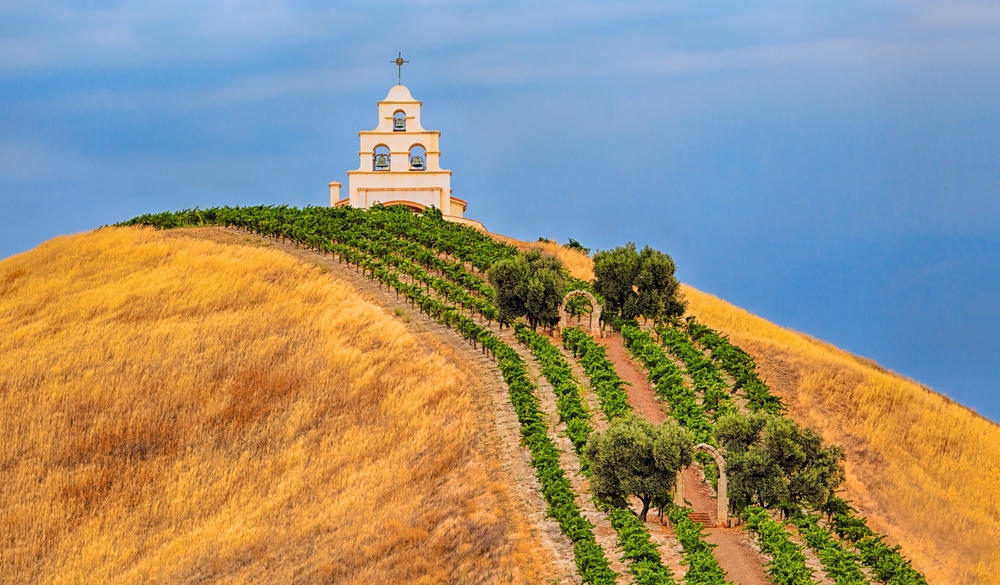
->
523;241;999;585
6;214;995;584
0;227;553;584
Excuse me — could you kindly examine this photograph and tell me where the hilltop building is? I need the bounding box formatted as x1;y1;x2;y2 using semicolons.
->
329;83;467;218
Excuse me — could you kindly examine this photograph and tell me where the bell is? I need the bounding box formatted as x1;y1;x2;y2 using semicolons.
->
394;117;406;131
411;156;424;169
375;154;389;169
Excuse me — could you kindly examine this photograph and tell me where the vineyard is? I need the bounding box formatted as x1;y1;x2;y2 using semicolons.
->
121;205;929;585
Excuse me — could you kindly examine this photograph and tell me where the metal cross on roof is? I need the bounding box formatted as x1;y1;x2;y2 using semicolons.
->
392;51;409;85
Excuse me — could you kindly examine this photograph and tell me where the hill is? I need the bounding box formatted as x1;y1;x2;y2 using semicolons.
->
4;209;997;585
0;227;556;584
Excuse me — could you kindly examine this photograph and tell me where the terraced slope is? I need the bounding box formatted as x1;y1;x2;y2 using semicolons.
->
0;227;555;584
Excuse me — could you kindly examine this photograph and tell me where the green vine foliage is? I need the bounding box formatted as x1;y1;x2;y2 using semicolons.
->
666;507;733;585
743;507;817;585
514;324;593;460
791;515;869;585
607;506;676;585
655;324;738;421
684;317;784;415
561;327;632;420
619;323;713;443
830;510;928;585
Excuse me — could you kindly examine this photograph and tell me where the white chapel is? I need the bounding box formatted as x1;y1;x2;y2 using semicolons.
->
329;69;467;218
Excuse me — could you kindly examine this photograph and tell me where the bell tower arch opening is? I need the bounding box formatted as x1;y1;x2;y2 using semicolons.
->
408;144;427;170
372;145;391;171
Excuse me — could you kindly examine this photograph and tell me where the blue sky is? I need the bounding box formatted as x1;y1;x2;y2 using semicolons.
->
1;1;998;421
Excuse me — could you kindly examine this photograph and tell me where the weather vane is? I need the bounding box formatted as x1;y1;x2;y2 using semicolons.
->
392;51;409;85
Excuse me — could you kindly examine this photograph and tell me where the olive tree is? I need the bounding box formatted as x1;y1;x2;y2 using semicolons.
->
486;255;529;327
486;249;567;330
715;412;844;516
585;415;694;521
593;243;683;326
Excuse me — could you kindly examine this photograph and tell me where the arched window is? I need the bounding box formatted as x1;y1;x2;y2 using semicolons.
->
393;111;406;132
408;145;427;171
372;145;390;171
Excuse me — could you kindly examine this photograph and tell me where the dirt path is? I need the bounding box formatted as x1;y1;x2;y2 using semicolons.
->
173;227;581;583
704;526;774;585
601;333;667;424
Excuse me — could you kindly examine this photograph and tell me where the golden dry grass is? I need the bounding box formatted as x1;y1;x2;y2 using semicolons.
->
0;227;553;585
682;284;1000;585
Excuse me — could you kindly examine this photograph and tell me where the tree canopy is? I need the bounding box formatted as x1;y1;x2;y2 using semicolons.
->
486;249;567;330
592;243;684;326
585;415;694;521
715;412;844;516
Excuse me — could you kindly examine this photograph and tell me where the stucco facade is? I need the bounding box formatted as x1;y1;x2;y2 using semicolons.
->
331;84;466;218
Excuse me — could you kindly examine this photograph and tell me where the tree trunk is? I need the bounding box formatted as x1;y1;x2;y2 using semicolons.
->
639;496;652;522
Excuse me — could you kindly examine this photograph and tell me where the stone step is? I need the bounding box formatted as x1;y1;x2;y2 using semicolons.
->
688;512;713;526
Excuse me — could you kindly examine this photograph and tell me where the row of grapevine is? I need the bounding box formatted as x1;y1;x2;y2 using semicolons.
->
654;324;738;420
666;507;733;585
830;511;928;585
790;515;870;585
514;325;677;584
619;323;713;443
561;327;632;420
513;324;595;458
743;507;818;585
125;206;616;584
684;318;784;415
606;506;676;585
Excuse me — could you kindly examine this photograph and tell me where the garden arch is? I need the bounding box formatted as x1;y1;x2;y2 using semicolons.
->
558;290;601;334
674;443;730;527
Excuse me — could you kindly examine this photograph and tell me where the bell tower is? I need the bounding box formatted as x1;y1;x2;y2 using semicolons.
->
331;55;466;217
